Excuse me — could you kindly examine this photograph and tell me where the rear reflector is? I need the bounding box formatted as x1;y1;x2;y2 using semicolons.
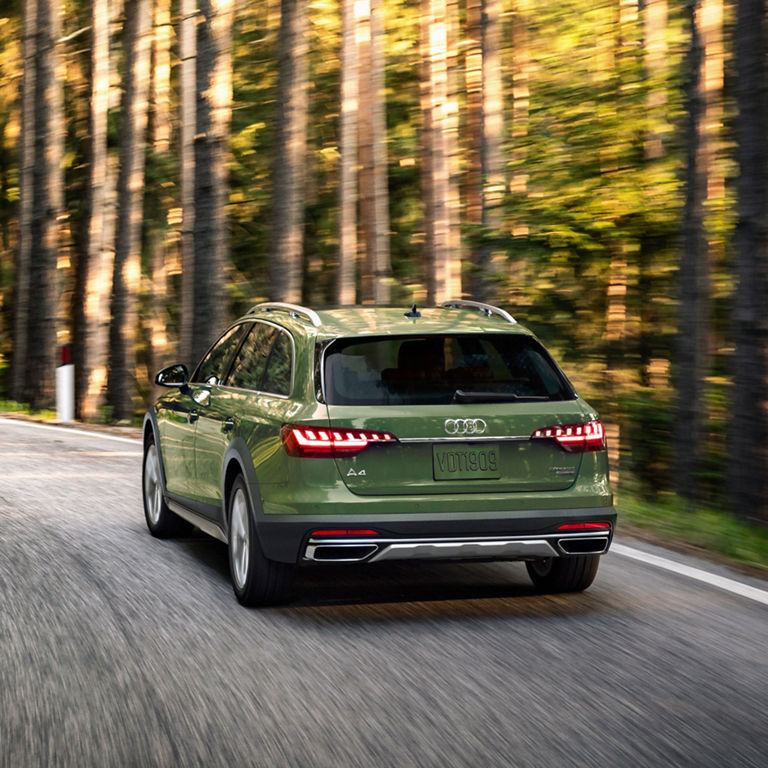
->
282;424;396;458
557;522;611;531
531;420;606;452
311;529;380;537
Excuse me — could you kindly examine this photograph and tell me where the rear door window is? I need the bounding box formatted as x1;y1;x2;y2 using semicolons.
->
323;334;574;405
262;331;293;396
226;323;279;391
224;323;293;396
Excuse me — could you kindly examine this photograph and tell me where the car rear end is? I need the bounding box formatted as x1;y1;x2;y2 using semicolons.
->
258;308;615;578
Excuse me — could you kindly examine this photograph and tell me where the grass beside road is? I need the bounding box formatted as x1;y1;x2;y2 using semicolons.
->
0;399;58;422
617;491;768;577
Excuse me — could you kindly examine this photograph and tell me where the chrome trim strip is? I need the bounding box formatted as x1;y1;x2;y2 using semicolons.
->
303;532;610;563
441;299;517;325
368;539;557;562
249;302;322;327
167;499;227;543
398;435;530;444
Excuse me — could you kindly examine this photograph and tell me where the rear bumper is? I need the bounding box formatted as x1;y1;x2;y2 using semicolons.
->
256;506;617;563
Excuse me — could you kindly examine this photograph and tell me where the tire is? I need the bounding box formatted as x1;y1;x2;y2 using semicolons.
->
142;436;191;538
526;555;600;593
227;476;293;606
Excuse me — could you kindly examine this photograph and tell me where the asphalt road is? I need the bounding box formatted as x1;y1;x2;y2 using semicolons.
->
1;417;767;768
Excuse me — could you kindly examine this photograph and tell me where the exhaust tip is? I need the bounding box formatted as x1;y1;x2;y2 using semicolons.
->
308;544;379;562
557;537;608;555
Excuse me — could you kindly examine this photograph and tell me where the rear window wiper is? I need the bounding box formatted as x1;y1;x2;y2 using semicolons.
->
452;389;551;403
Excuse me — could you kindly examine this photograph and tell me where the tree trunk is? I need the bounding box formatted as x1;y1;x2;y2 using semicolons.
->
675;0;723;500
179;0;197;365
465;0;483;299
78;0;116;420
479;0;504;302
638;0;668;386
11;0;37;402
271;0;308;304
336;0;358;305
444;0;462;300
109;0;153;420
146;0;174;382
509;0;530;297
642;0;668;161
188;0;234;366
421;0;451;305
465;0;504;302
26;0;63;409
359;0;391;304
728;0;768;522
151;0;173;154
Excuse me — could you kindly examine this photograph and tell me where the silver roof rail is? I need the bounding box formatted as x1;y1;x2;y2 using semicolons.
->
441;299;517;325
248;302;322;327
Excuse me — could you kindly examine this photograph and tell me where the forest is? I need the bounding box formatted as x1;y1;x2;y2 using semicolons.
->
0;0;767;525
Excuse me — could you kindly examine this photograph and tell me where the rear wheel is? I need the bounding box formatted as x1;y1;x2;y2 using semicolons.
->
526;555;600;593
228;476;293;606
142;437;191;538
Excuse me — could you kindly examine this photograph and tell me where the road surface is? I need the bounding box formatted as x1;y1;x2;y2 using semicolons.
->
1;417;766;767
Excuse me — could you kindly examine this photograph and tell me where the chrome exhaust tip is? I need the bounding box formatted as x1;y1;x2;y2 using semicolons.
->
305;543;379;562
557;536;609;555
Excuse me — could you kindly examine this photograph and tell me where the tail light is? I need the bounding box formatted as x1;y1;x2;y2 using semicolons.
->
310;529;380;537
531;420;606;452
281;424;396;458
557;522;611;531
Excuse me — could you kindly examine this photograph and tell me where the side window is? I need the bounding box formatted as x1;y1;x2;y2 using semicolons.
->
262;331;293;396
226;323;279;390
192;324;247;385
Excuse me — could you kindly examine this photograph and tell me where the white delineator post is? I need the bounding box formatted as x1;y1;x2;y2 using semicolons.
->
56;344;75;422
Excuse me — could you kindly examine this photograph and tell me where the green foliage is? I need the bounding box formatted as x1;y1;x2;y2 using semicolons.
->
618;491;768;575
0;398;58;421
1;0;761;538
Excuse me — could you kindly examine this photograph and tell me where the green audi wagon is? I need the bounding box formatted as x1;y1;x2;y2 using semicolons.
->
143;300;615;605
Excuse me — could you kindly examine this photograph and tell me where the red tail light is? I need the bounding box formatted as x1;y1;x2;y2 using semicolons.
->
310;529;380;537
557;522;611;531
531;420;606;452
281;424;396;458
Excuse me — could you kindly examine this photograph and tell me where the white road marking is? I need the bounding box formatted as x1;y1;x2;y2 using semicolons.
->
612;542;768;606
0;416;142;447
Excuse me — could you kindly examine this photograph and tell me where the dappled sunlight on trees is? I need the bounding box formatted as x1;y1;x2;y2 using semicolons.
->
0;0;766;523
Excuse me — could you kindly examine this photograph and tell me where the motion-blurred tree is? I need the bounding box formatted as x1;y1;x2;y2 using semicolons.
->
728;0;768;522
25;0;63;409
336;0;358;305
189;0;234;366
109;0;153;420
77;0;116;420
10;0;34;403
359;0;392;304
271;0;308;303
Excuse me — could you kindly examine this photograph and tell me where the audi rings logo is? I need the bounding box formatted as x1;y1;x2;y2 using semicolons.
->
444;418;487;435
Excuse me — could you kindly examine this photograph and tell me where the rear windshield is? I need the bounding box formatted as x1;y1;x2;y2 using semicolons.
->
323;334;575;405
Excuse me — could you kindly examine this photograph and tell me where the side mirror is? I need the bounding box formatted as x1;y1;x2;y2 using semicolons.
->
155;363;189;389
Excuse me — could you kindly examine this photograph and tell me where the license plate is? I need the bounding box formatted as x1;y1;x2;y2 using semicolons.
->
433;444;501;480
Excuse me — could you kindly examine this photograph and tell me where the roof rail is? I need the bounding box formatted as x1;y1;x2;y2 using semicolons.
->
248;302;322;327
441;299;517;325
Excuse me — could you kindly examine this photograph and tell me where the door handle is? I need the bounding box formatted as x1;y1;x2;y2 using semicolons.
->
223;418;234;434
189;409;199;424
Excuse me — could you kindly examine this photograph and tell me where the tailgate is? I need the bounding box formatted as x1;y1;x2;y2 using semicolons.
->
326;403;585;496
